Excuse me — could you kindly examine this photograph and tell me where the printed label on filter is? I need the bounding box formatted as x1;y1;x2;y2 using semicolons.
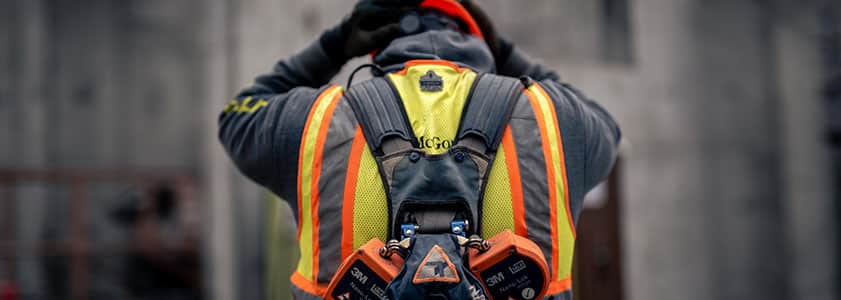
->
331;261;390;300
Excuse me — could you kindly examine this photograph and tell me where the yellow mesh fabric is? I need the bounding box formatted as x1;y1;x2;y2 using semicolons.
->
481;144;515;237
388;65;477;155
352;143;389;249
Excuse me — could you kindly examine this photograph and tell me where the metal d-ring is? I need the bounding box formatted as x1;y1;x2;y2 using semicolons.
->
464;235;491;252
380;239;411;258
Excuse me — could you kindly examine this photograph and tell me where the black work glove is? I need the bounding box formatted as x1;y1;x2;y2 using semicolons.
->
320;0;422;64
458;0;513;71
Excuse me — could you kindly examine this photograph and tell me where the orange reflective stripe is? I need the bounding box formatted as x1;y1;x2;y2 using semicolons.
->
502;126;527;236
290;271;328;297
341;126;366;259
393;59;469;75
546;276;573;295
534;85;575;239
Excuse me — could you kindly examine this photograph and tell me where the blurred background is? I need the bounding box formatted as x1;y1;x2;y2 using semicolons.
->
1;0;839;299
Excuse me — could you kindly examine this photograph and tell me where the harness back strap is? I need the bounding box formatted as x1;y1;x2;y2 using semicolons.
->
456;74;525;154
344;78;416;155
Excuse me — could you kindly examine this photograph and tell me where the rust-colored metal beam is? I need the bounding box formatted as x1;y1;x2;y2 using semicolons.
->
0;168;200;299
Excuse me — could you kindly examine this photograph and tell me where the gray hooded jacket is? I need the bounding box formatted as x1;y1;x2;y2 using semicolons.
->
219;30;621;300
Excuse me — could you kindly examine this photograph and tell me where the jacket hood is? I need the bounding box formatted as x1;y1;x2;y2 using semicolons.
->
373;30;495;73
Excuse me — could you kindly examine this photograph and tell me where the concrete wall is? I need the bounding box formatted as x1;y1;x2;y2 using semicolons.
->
624;1;785;299
0;0;207;168
555;1;837;299
776;1;838;299
1;0;218;298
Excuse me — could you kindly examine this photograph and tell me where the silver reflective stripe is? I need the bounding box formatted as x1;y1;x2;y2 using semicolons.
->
541;82;587;225
316;99;357;283
509;93;555;273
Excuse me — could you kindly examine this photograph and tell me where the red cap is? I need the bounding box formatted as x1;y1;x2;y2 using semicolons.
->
419;0;484;39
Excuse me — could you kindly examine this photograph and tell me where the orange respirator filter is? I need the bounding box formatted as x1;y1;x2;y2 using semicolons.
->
325;239;404;300
468;230;550;300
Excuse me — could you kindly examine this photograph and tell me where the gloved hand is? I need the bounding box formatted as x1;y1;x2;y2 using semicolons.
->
321;0;422;64
458;0;513;70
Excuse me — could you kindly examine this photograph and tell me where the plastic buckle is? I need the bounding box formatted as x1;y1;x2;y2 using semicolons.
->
450;220;468;237
401;224;417;240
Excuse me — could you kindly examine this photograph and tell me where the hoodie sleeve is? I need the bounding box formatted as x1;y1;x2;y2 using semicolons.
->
535;79;622;225
218;41;344;201
497;47;562;82
498;45;621;195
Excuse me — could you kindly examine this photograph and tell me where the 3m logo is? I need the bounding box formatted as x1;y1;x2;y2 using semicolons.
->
350;267;368;284
413;245;460;284
486;272;505;287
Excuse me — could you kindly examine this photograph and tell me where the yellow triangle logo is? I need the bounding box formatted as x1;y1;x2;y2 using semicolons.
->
413;244;461;284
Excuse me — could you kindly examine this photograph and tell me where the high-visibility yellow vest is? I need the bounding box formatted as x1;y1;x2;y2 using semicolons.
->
288;60;576;299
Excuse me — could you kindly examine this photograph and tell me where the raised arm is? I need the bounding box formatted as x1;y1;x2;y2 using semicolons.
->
217;41;340;200
218;0;420;200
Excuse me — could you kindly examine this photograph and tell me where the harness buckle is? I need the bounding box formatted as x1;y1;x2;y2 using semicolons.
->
450;220;468;237
401;224;419;240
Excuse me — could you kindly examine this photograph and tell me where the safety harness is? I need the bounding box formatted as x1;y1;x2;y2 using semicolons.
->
325;70;550;299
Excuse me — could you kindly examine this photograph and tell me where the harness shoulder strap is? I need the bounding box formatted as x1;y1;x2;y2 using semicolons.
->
345;77;417;230
455;74;526;235
345;77;416;155
457;74;526;154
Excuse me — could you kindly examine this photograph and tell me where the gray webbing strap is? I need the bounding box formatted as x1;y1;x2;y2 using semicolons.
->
345;78;416;156
456;74;525;155
456;74;527;236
